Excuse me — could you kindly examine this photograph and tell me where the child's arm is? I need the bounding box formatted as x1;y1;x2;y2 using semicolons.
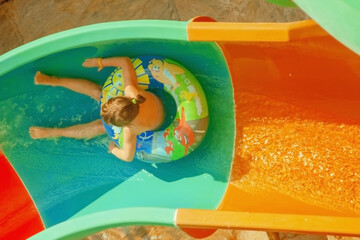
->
108;127;136;162
83;57;138;88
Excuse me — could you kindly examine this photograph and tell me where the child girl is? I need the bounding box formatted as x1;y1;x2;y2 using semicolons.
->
29;57;164;162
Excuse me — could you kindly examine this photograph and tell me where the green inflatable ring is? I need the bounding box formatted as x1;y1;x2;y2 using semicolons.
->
100;56;209;163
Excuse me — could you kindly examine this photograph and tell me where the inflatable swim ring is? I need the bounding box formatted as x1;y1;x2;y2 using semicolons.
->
100;56;209;163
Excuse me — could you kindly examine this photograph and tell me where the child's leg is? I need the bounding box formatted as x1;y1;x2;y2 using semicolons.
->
34;71;102;101
29;119;106;139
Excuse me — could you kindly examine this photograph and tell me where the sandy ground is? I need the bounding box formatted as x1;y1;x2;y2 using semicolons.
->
1;0;358;240
0;0;308;55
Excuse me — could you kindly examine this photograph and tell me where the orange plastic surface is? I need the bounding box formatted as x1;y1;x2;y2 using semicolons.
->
177;209;360;236
188;20;328;42
220;24;360;218
184;19;360;236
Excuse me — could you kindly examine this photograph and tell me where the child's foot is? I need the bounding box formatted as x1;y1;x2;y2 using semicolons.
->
34;71;58;86
29;127;56;139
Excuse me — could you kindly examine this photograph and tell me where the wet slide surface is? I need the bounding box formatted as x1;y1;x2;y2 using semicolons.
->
3;17;360;238
220;33;360;216
0;21;235;229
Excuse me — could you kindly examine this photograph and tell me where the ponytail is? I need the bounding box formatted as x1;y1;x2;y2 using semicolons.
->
131;94;146;105
101;94;146;127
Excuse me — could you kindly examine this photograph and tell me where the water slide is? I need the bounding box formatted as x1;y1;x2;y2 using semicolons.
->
271;0;360;56
1;11;360;240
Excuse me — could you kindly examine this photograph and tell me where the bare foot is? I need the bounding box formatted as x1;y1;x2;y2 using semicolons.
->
34;71;58;86
29;127;57;139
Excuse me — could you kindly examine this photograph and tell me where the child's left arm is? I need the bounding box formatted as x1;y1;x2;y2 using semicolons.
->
108;127;136;162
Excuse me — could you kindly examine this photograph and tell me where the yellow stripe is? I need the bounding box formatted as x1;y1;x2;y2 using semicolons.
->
102;83;113;92
137;74;150;84
132;58;143;69
135;65;146;76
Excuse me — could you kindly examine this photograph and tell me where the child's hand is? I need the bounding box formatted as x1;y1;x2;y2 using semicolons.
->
108;141;117;154
82;58;103;71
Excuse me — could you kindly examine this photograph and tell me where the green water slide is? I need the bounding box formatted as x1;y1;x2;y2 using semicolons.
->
0;20;234;238
268;0;360;55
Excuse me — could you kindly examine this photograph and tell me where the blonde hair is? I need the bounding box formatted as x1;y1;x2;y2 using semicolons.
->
101;94;146;127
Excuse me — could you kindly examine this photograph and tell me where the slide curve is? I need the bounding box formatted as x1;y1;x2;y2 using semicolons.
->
1;17;360;239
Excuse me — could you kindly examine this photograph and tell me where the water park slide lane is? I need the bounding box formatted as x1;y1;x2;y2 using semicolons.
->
0;19;234;239
1;17;360;239
188;17;360;234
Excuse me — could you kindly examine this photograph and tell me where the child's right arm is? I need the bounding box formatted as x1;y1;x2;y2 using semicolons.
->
82;57;138;88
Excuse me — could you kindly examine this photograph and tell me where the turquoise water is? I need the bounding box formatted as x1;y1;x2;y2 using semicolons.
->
0;39;234;227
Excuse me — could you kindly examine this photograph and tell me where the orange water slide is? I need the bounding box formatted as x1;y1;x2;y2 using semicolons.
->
177;19;360;237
